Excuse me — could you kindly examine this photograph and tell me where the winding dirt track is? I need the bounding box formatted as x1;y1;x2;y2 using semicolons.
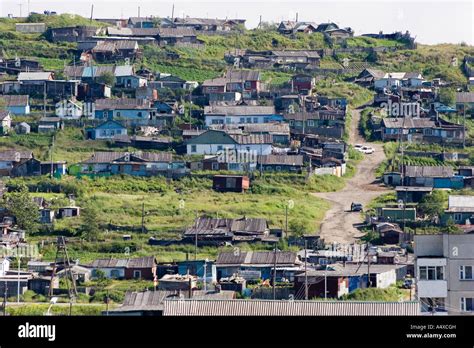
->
313;108;390;244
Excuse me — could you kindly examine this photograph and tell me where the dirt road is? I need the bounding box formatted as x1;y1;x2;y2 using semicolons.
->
313;108;390;245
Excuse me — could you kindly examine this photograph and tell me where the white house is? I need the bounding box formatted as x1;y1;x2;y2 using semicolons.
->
55;99;84;119
0;111;12;134
0;258;10;277
186;129;273;156
374;72;424;91
204;105;283;126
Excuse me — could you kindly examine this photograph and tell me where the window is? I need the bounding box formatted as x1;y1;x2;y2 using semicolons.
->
191;145;197;153
460;266;473;280
211;162;219;170
461;298;474;312
137;112;143;117
454;213;463;222
246;117;251;123
253;117;258;123
226;118;231;124
110;269;120;278
133;270;141;279
240;118;245;123
308;120;314;127
418;266;444;280
217;145;223;151
289;120;294;126
116;112;121;117
132;164;141;171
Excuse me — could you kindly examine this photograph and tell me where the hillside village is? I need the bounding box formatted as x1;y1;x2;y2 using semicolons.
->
0;11;473;317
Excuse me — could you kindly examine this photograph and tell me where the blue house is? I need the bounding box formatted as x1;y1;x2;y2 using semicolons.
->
177;260;217;283
80;151;172;176
86;120;127;140
0;95;30;115
94;98;157;120
215;251;299;281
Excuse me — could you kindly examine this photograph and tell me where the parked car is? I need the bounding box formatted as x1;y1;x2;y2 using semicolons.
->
351;202;363;212
355;145;375;154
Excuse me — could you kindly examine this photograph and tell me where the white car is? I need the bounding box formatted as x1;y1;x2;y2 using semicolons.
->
360;146;375;154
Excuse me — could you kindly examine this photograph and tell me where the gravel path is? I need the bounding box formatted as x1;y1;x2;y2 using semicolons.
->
313;108;391;245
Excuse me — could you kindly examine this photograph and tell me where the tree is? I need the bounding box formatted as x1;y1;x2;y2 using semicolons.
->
438;88;456;106
444;218;461;234
418;190;448;220
80;205;100;241
3;184;39;233
97;72;116;86
288;219;312;238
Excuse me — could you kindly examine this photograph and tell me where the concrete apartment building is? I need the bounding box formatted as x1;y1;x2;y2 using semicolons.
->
415;234;474;315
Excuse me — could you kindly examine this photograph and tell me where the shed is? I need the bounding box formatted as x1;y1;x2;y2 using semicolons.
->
212;175;250;193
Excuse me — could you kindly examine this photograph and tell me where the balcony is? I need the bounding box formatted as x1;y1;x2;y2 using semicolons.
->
418;280;448;298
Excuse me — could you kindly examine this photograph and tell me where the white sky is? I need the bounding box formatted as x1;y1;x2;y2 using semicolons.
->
1;0;473;45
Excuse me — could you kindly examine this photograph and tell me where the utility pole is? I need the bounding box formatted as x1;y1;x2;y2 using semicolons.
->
171;4;175;19
272;244;277;300
194;212;198;260
203;261;207;292
17;246;21;304
463;103;466;149
367;244;372;288
141;199;145;233
50;135;54;178
3;281;7;315
90;4;94;23
285;204;288;235
43;81;47;118
324;264;327;299
304;238;308;300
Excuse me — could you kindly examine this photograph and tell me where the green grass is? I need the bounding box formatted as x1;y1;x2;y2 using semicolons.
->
314;81;374;108
6;303;113;316
11;172;332;263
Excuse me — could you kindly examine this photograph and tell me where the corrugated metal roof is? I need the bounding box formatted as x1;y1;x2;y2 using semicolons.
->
94;98;150;110
159;27;196;38
257;155;303;166
107;27;160;37
89;256;155;268
0;95;28;106
216;251;297;266
204;105;276;116
382;117;435;129
163;299;420;316
447;195;474;212
271;50;320;58
113;65;134;77
456;92;474;104
224;69;261;81
82;151;172;164
17;72;53;81
0;111;10;120
110;290;235;313
229;133;273;145
0;150;32;162
404;165;454;178
184;217;268;236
